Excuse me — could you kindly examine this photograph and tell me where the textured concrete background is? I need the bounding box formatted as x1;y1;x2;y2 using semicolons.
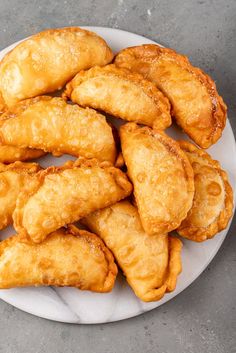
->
0;0;235;352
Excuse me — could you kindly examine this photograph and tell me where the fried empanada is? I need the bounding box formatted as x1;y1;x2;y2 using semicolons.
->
0;225;117;292
0;91;6;115
120;123;194;235
83;201;182;302
13;158;132;243
0;96;116;163
0;143;45;164
0;161;40;230
0;27;113;107
115;45;227;148
177;141;233;241
63;64;171;130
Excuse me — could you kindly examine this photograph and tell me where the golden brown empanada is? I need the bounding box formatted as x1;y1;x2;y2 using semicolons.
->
63;64;171;130
177;141;233;241
0;143;45;164
0;225;117;292
83;201;182;302
0;161;40;230
115;45;227;148
0;91;6;115
0;96;116;163
13;158;132;243
0;27;113;107
120;123;194;235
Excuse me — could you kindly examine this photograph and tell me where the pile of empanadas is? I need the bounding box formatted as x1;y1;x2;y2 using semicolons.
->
0;27;233;302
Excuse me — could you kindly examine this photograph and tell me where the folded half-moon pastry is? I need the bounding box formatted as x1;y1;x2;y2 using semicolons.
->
120;123;194;235
83;201;182;302
177;140;233;241
0;96;116;163
63;64;171;130
13;158;132;243
0;27;113;107
0;225;117;292
115;45;227;148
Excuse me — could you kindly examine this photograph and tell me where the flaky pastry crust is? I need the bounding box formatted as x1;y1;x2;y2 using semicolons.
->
115;45;227;148
120;123;194;235
0;161;41;230
0;143;45;164
0;96;116;163
0;27;113;107
13;158;132;243
0;225;117;292
83;201;182;302
0;91;6;115
63;64;171;130
177;140;233;241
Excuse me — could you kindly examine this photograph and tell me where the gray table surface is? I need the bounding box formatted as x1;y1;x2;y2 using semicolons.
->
0;1;235;352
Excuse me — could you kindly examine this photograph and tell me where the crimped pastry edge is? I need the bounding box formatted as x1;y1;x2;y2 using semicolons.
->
63;64;171;129
0;26;114;107
0;225;118;292
115;44;227;148
120;123;195;235
177;140;233;241
136;236;182;302
0;160;41;174
13;157;132;242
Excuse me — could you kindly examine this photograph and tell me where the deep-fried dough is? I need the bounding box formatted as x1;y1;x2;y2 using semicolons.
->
0;143;45;164
177;141;233;241
0;91;6;115
0;27;113;107
83;201;182;302
63;64;171;130
120;123;194;235
0;161;40;230
0;96;116;162
13;158;132;243
115;45;227;148
0;225;117;292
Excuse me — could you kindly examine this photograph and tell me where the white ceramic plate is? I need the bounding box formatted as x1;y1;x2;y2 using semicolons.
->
0;27;235;324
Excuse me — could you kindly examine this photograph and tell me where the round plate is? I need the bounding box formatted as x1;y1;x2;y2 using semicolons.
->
0;27;235;324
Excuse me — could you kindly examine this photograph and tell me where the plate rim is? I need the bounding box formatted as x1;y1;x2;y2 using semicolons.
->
0;26;235;324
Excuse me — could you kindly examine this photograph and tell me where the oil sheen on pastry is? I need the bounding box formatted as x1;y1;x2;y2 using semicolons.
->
115;45;227;148
0;96;116;163
120;123;194;235
0;225;117;292
0;143;45;164
0;27;113;107
0;161;40;230
63;64;171;130
177;140;233;241
83;201;182;302
13;158;132;243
